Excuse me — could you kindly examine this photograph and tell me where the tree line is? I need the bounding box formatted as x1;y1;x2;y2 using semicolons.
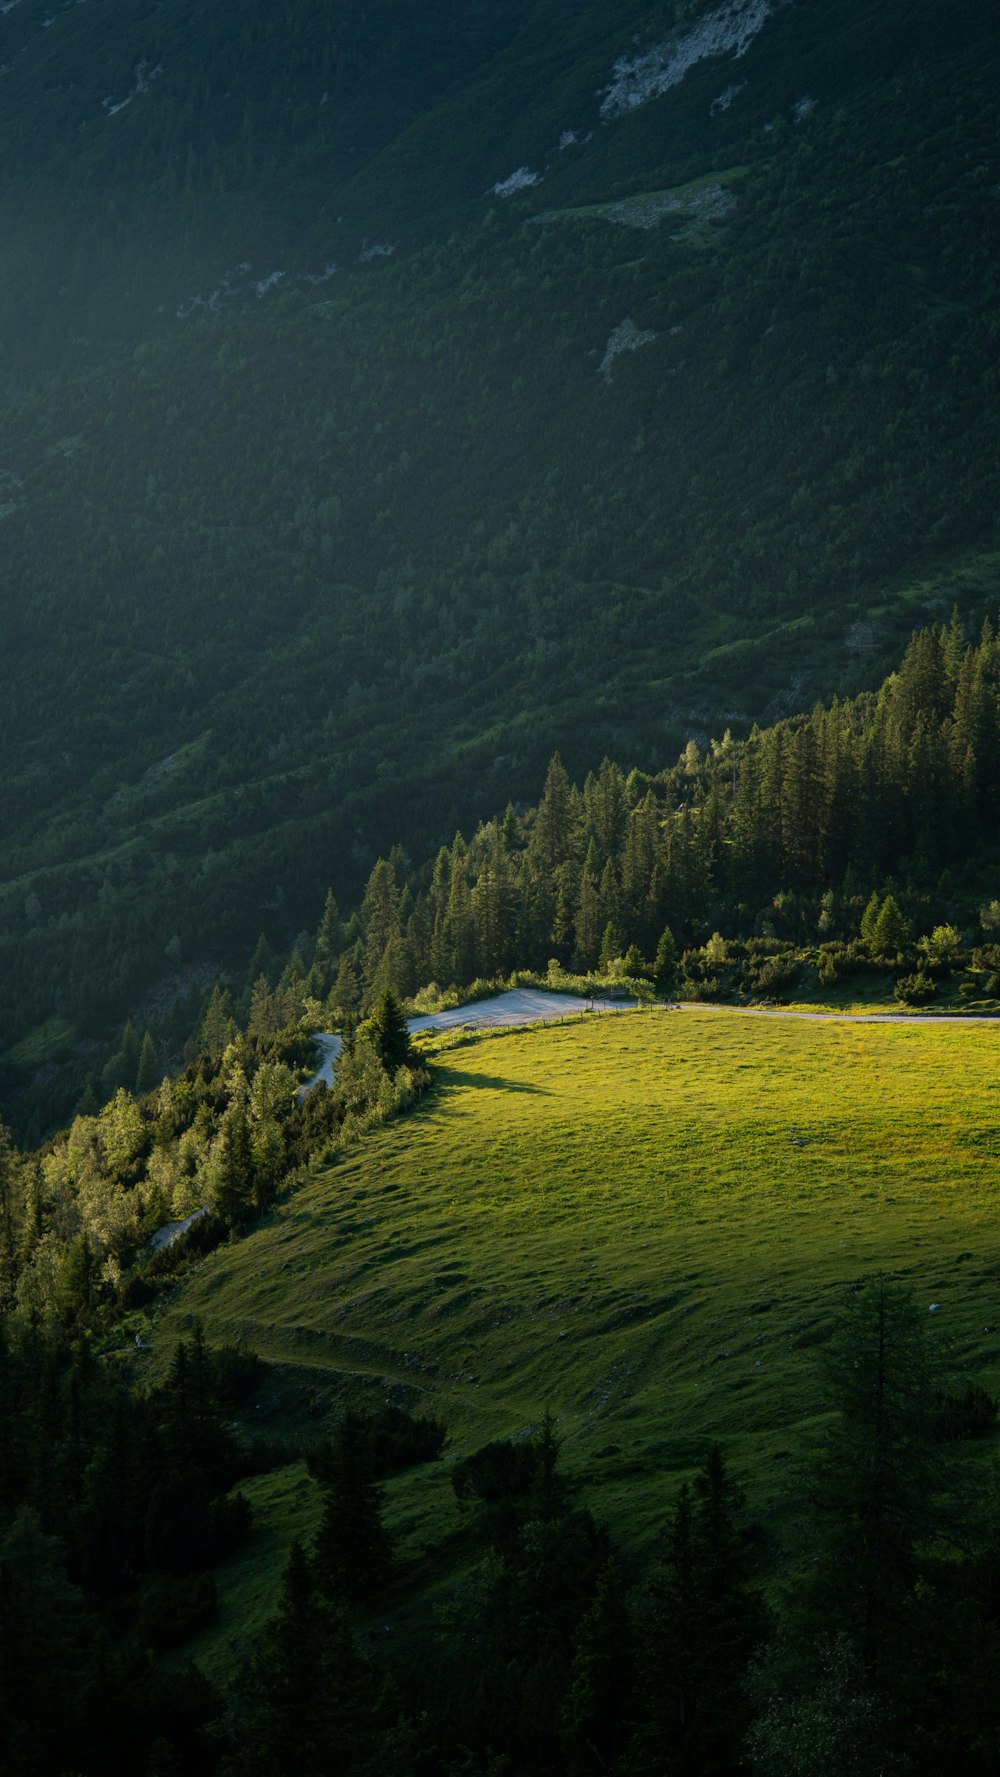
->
4;1278;1000;1774
321;614;1000;1013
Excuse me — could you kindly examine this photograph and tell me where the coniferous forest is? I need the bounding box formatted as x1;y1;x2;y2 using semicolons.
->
2;0;999;1126
4;0;1000;1769
4;614;1000;1771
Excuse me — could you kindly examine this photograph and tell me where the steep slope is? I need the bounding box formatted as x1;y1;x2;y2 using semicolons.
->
148;1010;1000;1657
1;0;998;1088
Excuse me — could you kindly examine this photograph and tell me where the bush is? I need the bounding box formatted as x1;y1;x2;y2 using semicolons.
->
364;1403;448;1475
749;955;801;995
893;972;936;1005
452;1437;538;1506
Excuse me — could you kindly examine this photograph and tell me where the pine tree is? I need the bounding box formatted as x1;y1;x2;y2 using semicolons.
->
211;1102;255;1227
573;870;602;971
799;1277;937;1690
120;1019;140;1087
871;894;910;959
313;889;343;987
329;952;361;1022
245;932;273;994
631;1451;765;1775
445;840;476;984
200;985;234;1055
367;987;413;1074
654;926;678;990
598;920;622;971
248;973;280;1038
312;1413;393;1603
361;857;402;998
232;1541;375;1777
563;1563;635;1776
530;753;579;873
860;891;882;948
135;1029;160;1095
583;758;627;864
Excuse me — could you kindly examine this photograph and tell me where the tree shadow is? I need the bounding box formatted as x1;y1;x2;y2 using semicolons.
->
438;1068;551;1095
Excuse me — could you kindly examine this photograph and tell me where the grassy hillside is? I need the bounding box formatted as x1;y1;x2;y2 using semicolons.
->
144;1007;1000;1664
1;0;998;1084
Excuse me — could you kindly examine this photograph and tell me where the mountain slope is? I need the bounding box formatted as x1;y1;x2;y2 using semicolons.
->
1;0;998;1097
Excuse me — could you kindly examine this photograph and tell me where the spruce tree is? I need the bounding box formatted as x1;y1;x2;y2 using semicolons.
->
135;1029;160;1096
368;987;413;1074
211;1103;255;1227
200;985;234;1055
314;889;343;982
631;1451;765;1775
800;1277;936;1690
598;920;622;972
871;894;910;960
563;1563;635;1776
312;1413;393;1603
232;1540;375;1777
654;926;678;989
330;952;361;1021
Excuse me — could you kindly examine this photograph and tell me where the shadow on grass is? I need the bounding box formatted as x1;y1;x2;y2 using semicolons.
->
437;1069;551;1095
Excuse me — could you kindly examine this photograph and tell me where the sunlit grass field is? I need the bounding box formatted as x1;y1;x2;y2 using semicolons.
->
152;1008;1000;1667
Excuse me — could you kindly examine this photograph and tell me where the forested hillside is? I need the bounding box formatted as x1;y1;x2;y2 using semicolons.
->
342;616;1000;1007
2;0;999;1111
7;611;1000;1135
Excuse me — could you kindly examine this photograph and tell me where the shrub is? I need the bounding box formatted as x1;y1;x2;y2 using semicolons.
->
893;972;936;1005
749;955;801;995
365;1403;448;1475
817;952;839;986
452;1437;538;1506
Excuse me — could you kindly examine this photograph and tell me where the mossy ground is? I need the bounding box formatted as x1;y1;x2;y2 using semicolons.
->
151;1008;1000;1664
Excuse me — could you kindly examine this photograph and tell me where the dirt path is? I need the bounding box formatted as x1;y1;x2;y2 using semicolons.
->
300;989;636;1094
299;990;999;1095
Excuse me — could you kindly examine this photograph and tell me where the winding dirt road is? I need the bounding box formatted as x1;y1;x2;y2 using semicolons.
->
300;990;998;1095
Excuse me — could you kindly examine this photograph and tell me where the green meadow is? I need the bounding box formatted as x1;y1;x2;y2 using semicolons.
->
150;1008;1000;1667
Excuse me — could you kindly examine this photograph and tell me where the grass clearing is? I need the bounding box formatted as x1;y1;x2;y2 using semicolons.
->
7;1015;76;1068
532;165;751;232
150;1009;1000;1654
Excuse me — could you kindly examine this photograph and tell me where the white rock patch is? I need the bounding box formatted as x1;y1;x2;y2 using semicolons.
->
491;166;540;197
103;58;163;117
178;259;343;318
711;81;747;113
600;0;773;118
599;318;657;382
254;270;285;297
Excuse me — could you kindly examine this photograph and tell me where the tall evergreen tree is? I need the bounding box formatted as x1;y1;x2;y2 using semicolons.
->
135;1029;160;1096
232;1540;375;1777
312;1413;393;1603
367;987;414;1074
